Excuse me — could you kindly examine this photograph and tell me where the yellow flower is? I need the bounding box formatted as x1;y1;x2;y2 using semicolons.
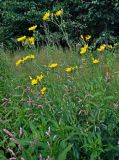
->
16;59;24;66
31;79;38;85
28;37;35;45
80;35;84;39
22;54;35;62
29;54;35;59
28;25;37;31
40;87;47;95
17;36;26;42
23;56;29;61
55;9;63;16
97;44;106;52
42;11;50;21
92;58;99;64
49;63;58;69
80;44;88;54
108;45;113;49
85;35;91;41
37;75;44;81
84;44;88;49
65;67;72;73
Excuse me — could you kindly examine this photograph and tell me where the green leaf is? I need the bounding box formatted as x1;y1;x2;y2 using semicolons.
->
57;144;73;160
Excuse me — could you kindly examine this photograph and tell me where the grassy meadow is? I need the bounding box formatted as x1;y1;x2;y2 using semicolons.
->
0;45;119;159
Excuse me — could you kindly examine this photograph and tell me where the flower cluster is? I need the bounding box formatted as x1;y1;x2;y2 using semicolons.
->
28;25;37;31
92;58;100;64
80;35;92;41
29;75;44;85
65;65;78;73
49;63;58;69
55;9;63;16
80;44;88;54
42;11;51;21
16;54;35;66
17;36;26;42
97;44;106;52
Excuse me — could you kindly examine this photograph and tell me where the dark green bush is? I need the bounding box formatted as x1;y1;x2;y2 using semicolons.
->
0;0;119;49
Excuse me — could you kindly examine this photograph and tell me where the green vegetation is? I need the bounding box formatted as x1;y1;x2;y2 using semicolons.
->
0;1;119;159
1;0;119;49
0;46;119;159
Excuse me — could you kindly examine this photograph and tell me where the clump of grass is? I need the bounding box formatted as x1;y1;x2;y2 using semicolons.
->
0;45;119;160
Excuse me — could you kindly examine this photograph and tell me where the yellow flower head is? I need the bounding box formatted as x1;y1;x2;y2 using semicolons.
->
108;45;113;49
80;44;88;54
17;36;26;42
29;54;35;59
85;35;92;41
84;44;88;49
92;58;99;64
65;67;72;73
80;35;84;39
97;44;106;52
55;9;63;16
22;54;35;62
49;63;58;69
28;25;37;31
42;11;50;21
28;37;35;45
37;75;44;81
23;56;29;61
31;79;38;85
40;87;47;95
16;59;24;66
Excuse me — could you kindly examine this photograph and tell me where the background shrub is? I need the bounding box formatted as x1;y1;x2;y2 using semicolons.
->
0;0;119;49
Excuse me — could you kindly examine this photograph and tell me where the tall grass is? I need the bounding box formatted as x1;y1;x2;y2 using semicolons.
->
0;46;119;160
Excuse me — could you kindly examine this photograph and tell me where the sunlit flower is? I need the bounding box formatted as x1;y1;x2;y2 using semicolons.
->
16;59;24;66
17;36;26;42
108;45;113;49
28;37;35;45
97;44;106;52
92;58;99;64
40;87;47;95
85;35;91;41
65;67;72;73
80;35;84;39
49;63;58;69
28;25;37;31
29;54;35;59
37;75;44;81
31;79;38;85
42;11;50;21
55;9;63;16
80;44;88;54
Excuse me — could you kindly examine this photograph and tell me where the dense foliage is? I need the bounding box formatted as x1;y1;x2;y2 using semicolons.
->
0;46;119;159
1;0;119;49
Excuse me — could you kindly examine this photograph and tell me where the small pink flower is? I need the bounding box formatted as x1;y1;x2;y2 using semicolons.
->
3;129;14;138
117;141;119;145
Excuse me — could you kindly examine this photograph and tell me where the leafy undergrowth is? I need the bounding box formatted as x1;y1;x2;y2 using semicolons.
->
0;47;119;160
